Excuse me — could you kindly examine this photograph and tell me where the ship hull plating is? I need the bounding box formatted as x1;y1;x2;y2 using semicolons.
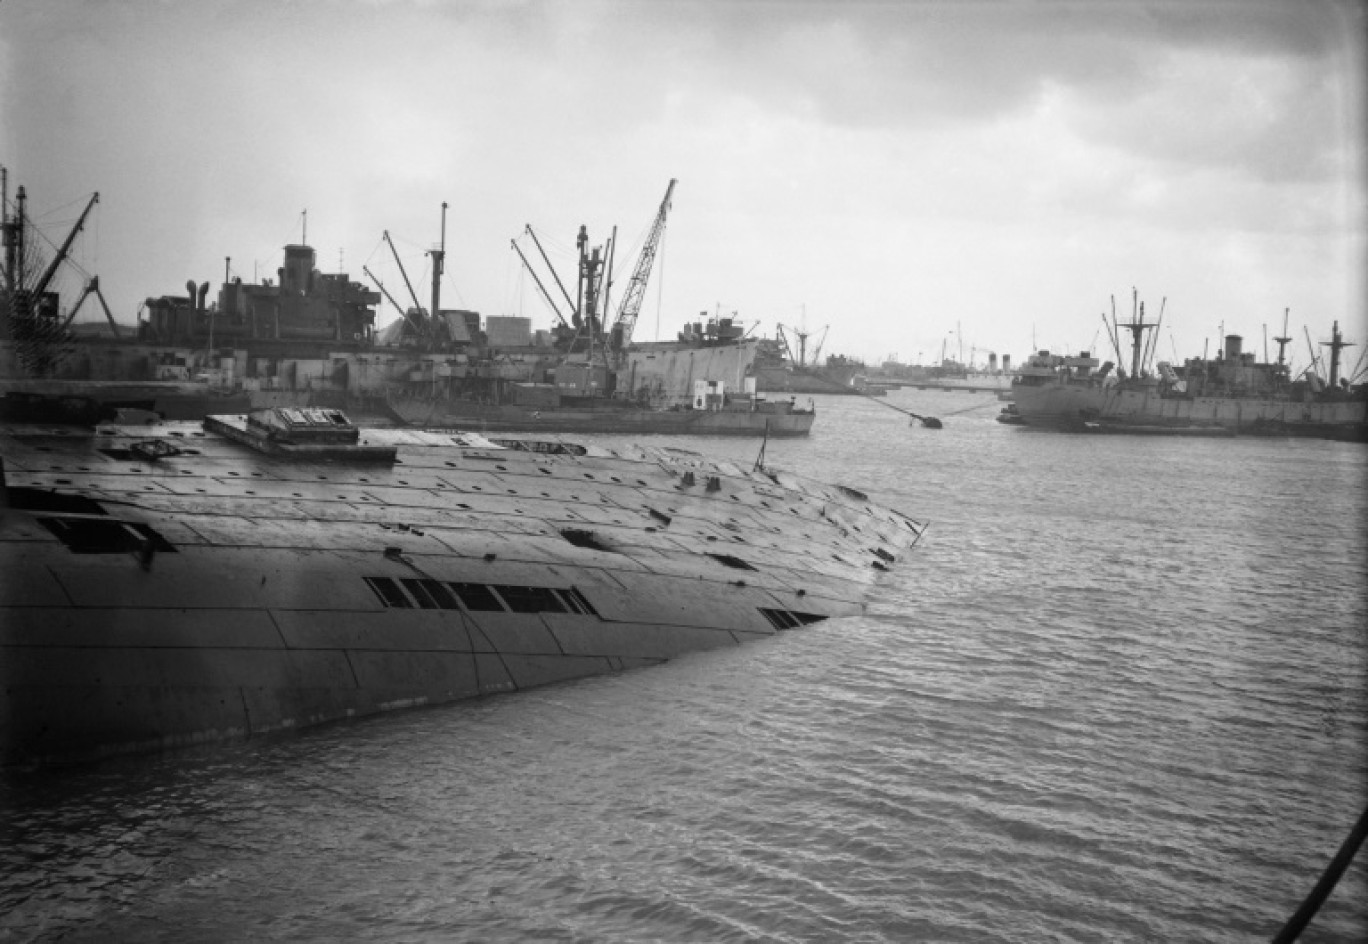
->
386;399;815;437
1;415;918;764
1009;383;1367;440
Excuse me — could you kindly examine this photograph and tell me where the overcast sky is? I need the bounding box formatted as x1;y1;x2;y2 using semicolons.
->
2;0;1364;369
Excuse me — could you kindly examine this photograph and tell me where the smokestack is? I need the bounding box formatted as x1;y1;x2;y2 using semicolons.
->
1225;334;1242;360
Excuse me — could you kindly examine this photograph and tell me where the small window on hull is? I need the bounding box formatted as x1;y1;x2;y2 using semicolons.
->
759;608;828;631
363;578;600;617
494;585;568;614
365;576;412;608
401;577;459;610
560;586;599;616
449;582;505;611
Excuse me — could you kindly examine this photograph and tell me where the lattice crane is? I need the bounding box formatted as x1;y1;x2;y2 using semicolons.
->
611;178;676;350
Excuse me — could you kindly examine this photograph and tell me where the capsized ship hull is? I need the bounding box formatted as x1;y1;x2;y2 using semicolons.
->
0;406;920;765
1009;382;1367;440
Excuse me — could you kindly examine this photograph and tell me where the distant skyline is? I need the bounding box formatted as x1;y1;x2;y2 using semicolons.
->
2;0;1364;371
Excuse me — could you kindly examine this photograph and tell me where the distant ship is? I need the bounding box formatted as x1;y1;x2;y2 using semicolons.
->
386;315;816;437
1003;299;1367;441
2;176;811;436
753;324;887;397
386;182;814;436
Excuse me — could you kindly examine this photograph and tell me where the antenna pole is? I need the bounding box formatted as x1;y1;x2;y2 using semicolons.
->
430;201;447;330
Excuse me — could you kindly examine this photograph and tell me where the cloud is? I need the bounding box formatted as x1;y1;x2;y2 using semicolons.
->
1;0;1362;363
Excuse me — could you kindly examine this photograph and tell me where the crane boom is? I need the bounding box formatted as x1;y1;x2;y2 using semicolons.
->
383;230;426;322
510;238;568;328
363;264;426;335
32;192;99;299
612;178;676;348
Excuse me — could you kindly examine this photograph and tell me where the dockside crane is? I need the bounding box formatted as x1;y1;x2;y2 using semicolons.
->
2;181;103;358
60;275;121;338
29;192;100;302
610;178;676;351
375;228;439;346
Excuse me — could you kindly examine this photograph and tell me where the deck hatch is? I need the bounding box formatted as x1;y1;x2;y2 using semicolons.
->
7;488;106;515
560;528;615;552
706;552;758;571
39;516;175;555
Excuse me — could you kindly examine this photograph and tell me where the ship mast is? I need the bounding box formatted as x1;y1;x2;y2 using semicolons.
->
1273;308;1292;369
1117;289;1158;378
1;166;12;295
430;201;447;334
1319;321;1353;390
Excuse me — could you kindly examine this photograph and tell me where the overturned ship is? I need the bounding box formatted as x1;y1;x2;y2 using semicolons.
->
0;401;922;765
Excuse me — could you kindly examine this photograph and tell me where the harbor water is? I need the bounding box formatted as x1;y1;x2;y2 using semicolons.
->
3;390;1365;942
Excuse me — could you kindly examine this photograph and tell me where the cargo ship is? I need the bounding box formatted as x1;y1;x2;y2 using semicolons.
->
1003;299;1367;440
3;177;812;436
385;316;817;437
386;183;814;436
753;325;887;397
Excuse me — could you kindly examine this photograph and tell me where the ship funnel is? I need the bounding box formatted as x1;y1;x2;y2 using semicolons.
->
282;245;315;294
1225;334;1242;360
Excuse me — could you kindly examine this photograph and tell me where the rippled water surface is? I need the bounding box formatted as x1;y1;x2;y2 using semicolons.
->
3;391;1366;942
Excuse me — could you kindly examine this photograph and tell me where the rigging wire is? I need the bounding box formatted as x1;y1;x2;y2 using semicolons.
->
652;222;667;342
